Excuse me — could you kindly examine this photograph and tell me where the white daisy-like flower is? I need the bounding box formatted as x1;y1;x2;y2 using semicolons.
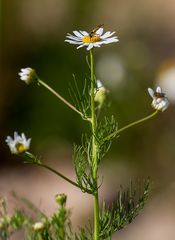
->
5;132;31;154
32;222;45;231
65;26;119;50
148;86;169;112
18;68;37;84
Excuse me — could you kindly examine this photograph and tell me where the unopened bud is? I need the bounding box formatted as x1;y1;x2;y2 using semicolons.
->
55;193;67;206
94;80;107;108
32;222;45;232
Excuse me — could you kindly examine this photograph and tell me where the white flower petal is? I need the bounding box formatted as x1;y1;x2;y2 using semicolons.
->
156;86;162;93
97;80;103;88
77;43;87;49
102;38;119;44
87;43;94;51
79;31;89;36
148;88;154;98
96;27;103;36
73;31;84;38
101;31;115;39
93;43;101;47
21;76;29;81
66;35;82;41
65;40;82;45
5;132;31;154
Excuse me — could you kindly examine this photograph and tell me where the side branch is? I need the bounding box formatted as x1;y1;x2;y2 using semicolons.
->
25;160;92;194
38;79;90;121
102;110;159;142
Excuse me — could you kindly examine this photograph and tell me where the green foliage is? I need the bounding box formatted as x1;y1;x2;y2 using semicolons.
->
69;75;91;120
99;179;151;239
73;137;96;193
96;116;118;163
0;179;151;240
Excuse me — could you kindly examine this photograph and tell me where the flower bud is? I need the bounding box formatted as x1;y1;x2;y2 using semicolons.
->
32;222;45;232
55;193;67;206
94;80;107;108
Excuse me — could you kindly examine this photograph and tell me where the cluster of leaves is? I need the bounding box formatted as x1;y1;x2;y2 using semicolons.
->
0;194;71;240
69;75;91;119
73;135;96;193
0;179;151;240
99;179;151;239
73;115;118;194
96;116;118;163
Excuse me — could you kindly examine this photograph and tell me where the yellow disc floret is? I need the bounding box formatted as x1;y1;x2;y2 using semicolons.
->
82;35;101;43
16;143;28;153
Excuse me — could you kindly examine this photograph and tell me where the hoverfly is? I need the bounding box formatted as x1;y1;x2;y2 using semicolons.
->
89;24;104;38
154;92;165;98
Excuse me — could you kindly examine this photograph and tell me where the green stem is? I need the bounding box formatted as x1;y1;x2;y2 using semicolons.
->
90;50;99;240
103;110;159;142
24;156;92;194
38;79;88;120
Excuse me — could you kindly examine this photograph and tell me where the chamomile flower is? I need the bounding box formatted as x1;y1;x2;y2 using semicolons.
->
65;26;119;50
148;86;169;112
5;132;31;154
18;68;37;84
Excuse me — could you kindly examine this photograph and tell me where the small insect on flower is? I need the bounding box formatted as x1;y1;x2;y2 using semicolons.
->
65;25;119;50
148;86;169;112
5;132;31;154
18;68;37;84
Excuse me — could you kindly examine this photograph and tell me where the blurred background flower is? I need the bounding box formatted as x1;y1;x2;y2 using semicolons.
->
1;0;175;239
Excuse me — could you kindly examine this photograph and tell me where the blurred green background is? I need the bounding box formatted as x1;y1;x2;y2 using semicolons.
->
1;0;175;239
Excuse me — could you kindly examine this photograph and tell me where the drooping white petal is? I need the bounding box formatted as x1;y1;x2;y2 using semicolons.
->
93;43;101;47
5;132;31;154
148;88;154;98
86;43;94;51
77;43;87;49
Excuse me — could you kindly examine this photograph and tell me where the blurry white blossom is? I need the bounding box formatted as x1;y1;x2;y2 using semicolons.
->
19;68;37;84
32;222;45;231
148;86;169;112
156;62;175;102
6;132;31;154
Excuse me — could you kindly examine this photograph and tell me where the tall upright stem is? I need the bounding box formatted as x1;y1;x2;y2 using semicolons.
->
90;50;99;240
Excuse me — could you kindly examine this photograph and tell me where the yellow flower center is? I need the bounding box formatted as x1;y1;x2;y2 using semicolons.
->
16;143;27;153
82;35;101;43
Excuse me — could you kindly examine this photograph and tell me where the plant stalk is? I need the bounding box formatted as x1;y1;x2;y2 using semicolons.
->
38;79;88;120
24;153;92;194
90;49;100;240
103;110;159;142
